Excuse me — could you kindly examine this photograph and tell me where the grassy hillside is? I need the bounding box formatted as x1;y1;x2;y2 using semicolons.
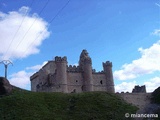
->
0;89;138;120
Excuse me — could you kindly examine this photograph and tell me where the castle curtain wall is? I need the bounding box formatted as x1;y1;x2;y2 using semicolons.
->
92;74;107;91
30;50;115;93
42;61;56;74
67;73;83;93
31;75;39;92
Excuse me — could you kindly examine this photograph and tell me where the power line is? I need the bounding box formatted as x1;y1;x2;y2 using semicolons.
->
49;0;71;24
4;0;71;83
12;0;71;67
14;0;50;50
22;0;71;59
8;0;50;59
3;0;35;59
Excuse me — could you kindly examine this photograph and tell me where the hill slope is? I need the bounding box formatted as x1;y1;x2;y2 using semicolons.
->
0;89;138;120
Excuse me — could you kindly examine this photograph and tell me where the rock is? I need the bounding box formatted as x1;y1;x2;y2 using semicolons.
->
0;77;13;95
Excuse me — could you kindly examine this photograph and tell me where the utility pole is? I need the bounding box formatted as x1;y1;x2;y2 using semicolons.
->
0;60;13;79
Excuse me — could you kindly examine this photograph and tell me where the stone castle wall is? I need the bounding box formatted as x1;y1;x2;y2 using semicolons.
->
117;93;151;110
30;72;38;91
67;65;81;72
67;73;83;93
132;85;146;93
40;61;56;74
30;63;114;93
92;74;107;91
30;50;115;93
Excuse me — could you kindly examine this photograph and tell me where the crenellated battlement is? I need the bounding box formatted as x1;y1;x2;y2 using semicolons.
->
67;65;81;72
55;56;67;62
93;71;104;74
30;49;115;93
103;61;112;67
132;85;146;93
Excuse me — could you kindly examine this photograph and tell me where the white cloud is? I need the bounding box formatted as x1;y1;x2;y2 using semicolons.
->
0;6;50;60
115;76;160;93
152;29;160;36
114;40;160;80
144;77;160;92
9;61;48;90
26;61;47;71
9;70;32;90
115;72;160;93
115;81;136;93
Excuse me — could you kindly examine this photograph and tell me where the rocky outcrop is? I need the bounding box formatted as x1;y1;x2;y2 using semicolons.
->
0;77;13;95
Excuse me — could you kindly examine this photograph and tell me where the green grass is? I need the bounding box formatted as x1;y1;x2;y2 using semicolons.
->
0;89;138;120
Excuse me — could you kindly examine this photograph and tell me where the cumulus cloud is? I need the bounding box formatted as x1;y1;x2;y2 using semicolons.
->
115;81;136;93
115;76;160;93
144;77;160;92
0;6;50;60
9;70;32;90
114;40;160;80
9;61;47;90
26;61;47;71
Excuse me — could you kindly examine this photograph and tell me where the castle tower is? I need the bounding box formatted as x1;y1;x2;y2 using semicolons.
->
79;50;93;91
103;61;115;93
55;56;68;93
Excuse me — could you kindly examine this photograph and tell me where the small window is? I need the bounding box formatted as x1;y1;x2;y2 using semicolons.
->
100;80;103;85
81;85;84;91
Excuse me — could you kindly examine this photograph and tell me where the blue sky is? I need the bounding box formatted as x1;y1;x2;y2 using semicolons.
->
0;0;160;92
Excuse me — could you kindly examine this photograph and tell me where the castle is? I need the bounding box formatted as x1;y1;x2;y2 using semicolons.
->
132;85;146;93
30;49;115;93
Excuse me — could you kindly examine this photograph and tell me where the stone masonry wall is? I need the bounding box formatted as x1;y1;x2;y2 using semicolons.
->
92;74;107;91
30;72;38;92
67;73;83;93
42;61;56;74
30;50;115;93
117;93;151;110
